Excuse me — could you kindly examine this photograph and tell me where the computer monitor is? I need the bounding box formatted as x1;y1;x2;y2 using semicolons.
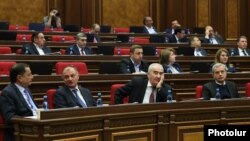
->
116;34;130;42
129;26;144;33
149;34;166;43
28;62;53;75
176;47;194;56
0;31;17;41
99;62;121;74
97;46;114;55
190;62;211;73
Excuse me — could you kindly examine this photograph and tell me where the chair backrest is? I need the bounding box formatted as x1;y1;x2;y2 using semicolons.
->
81;27;90;33
46;89;56;109
55;62;88;75
133;37;150;44
0;47;12;54
60;49;66;55
16;34;32;41
0;62;16;75
29;23;45;31
51;35;75;42
245;83;250;97
113;47;130;55
44;27;64;32
16;48;22;54
195;85;203;99
113;27;130;33
9;25;29;31
110;84;128;105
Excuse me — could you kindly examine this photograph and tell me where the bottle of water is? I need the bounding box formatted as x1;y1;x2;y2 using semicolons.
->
126;65;130;73
25;46;29;54
22;35;26;42
230;48;234;56
166;89;172;103
61;36;65;42
117;48;121;55
96;93;103;107
165;36;169;43
69;48;73;55
215;88;221;100
155;49;158;56
42;95;49;111
15;25;19;30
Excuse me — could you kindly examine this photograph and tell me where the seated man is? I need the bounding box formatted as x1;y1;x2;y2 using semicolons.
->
0;63;38;141
88;23;101;43
120;45;149;74
142;16;157;34
21;32;51;55
115;63;173;104
167;26;189;43
65;33;92;55
230;35;250;56
203;25;224;44
202;63;239;100
54;66;96;108
165;19;179;35
190;36;207;56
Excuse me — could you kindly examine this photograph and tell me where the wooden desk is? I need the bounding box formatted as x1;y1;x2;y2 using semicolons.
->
0;73;249;104
11;99;250;141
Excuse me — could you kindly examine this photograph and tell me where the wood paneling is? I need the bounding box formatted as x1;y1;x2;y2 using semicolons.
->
0;0;46;25
226;0;238;39
197;0;209;27
102;0;150;27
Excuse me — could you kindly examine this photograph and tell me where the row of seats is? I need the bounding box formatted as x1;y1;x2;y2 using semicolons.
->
0;62;88;76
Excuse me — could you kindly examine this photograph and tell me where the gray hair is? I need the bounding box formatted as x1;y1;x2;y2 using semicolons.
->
212;63;228;73
147;63;163;73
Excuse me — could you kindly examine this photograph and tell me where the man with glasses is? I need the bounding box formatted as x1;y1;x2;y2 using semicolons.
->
65;33;92;55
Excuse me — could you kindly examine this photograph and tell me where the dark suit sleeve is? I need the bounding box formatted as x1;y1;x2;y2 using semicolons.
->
156;83;173;102
120;59;130;74
115;81;133;104
0;91;20;123
229;81;239;98
54;89;69;108
202;83;212;100
80;88;96;107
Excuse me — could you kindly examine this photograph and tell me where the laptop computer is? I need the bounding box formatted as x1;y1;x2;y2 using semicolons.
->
192;27;205;34
0;31;17;41
176;47;194;56
99;62;121;74
190;62;211;73
28;62;53;75
116;34;129;42
100;25;111;33
97;46;114;55
129;26;144;33
149;34;166;43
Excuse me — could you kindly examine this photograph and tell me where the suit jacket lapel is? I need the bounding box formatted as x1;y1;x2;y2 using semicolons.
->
73;45;81;55
30;44;39;55
64;86;80;106
138;79;148;103
78;86;90;106
11;84;32;111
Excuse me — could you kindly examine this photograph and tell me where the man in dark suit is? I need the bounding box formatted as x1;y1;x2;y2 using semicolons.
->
165;19;179;35
21;32;52;55
202;63;239;100
0;63;38;141
115;63;172;104
190;36;207;56
203;25;224;44
142;16;157;34
167;27;189;43
230;35;250;56
65;33;92;55
88;23;101;43
120;45;149;74
54;66;96;108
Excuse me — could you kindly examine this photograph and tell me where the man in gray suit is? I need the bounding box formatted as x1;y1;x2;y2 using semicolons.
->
202;63;239;100
54;66;96;108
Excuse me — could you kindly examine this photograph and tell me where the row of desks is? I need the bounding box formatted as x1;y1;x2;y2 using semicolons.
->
0;73;249;105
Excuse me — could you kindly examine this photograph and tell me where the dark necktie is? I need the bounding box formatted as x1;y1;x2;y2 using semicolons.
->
72;89;87;108
242;50;248;56
149;87;156;103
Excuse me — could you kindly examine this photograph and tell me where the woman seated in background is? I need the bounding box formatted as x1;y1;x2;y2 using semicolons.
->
212;48;236;73
159;48;182;73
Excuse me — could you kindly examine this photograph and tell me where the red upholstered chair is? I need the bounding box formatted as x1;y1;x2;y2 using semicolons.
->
9;25;29;31
113;27;130;33
55;62;88;75
44;27;64;32
16;49;22;54
60;49;66;55
133;37;150;44
0;47;12;54
245;83;250;97
81;27;90;33
155;47;162;56
16;34;32;41
0;62;16;75
110;84;128;105
113;47;130;55
51;35;75;42
46;89;56;109
195;85;203;99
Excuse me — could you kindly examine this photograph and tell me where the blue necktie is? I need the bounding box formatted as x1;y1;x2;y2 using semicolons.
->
23;89;35;109
72;89;87;108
